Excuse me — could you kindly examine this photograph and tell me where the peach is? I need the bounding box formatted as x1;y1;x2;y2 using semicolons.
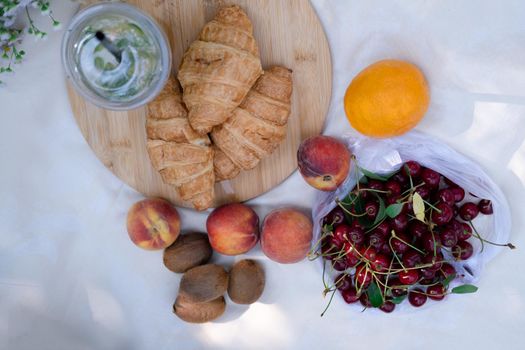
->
261;208;313;264
126;198;180;250
206;203;259;255
297;135;351;191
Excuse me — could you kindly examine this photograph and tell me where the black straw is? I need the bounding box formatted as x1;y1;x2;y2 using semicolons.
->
95;31;122;63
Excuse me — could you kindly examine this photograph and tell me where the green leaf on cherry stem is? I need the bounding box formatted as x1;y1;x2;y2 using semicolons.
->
385;203;404;218
451;284;478;294
372;194;386;226
359;176;369;185
367;281;384;307
390;295;407;304
359;168;395;182
442;273;457;289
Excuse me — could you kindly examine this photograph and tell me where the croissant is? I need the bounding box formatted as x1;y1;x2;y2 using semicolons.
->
178;5;263;135
211;66;293;181
146;78;215;210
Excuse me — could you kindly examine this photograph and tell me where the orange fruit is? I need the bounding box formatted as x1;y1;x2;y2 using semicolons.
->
343;59;430;138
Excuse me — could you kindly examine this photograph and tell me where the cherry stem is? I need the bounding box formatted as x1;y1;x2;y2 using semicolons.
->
356;188;391;194
320;288;337;317
388;235;407;271
336;195;359;207
336;201;370;218
399;183;426;202
469;221;516;250
321;260;328;290
404;164;414;189
391;230;426;254
423;199;442;213
372;261;439;275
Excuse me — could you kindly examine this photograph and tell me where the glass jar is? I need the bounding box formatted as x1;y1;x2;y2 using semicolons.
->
62;2;171;110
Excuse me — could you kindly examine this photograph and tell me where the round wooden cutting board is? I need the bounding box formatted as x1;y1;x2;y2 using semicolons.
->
67;0;332;209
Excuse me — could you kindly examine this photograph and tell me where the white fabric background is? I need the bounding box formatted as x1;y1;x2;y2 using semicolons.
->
1;1;525;349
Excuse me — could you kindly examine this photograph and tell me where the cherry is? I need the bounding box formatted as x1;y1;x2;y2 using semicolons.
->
422;252;443;271
386;195;400;205
421;168;441;188
388;277;407;297
355;264;372;288
459;202;479;221
391;232;411;254
415;185;431;199
419;268;436;279
444;177;457;187
321;239;339;260
367;179;385;192
371;253;391;272
402;201;414;214
392;172;409;187
326;207;345;225
343;242;360;267
364;201;379;220
380;242;393;255
437;189;455;206
390;213;409;232
408;289;427;307
421;277;440;286
359;246;377;262
450;187;465;202
457;222;472;241
403;161;422;178
333;224;351;245
375;221;391;236
402;249;423;268
452;241;474;260
452;205;459;217
335;274;352;291
447;219;464;237
431;203;454;225
385;180;402;196
351;219;364;230
440;263;456;278
332;259;348;271
347;226;365;245
439;227;458;248
419;232;441;253
408;221;428;239
379;301;396;313
478;199;493;215
367;231;386;250
427;284;446;301
342;287;360;303
398;269;419;285
359;293;372;308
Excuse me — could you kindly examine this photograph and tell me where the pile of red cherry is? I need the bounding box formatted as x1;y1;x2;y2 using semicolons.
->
318;161;496;313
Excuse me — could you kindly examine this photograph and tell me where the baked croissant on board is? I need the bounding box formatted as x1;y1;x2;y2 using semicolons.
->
212;66;293;181
145;5;293;211
146;78;215;211
178;5;263;135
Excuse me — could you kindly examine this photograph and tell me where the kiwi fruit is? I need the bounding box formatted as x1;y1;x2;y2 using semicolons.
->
173;295;226;323
227;259;265;304
179;264;229;303
163;233;213;273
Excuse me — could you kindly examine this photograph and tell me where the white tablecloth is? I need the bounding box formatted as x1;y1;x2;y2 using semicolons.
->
1;1;525;349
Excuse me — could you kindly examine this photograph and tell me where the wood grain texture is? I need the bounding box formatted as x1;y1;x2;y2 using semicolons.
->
67;0;332;208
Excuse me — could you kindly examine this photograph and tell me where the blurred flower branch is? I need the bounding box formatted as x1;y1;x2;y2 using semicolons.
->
0;0;61;83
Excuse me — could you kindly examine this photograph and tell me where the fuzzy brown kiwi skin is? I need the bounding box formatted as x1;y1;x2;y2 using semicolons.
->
163;233;213;273
228;259;265;304
179;264;229;303
173;295;226;323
